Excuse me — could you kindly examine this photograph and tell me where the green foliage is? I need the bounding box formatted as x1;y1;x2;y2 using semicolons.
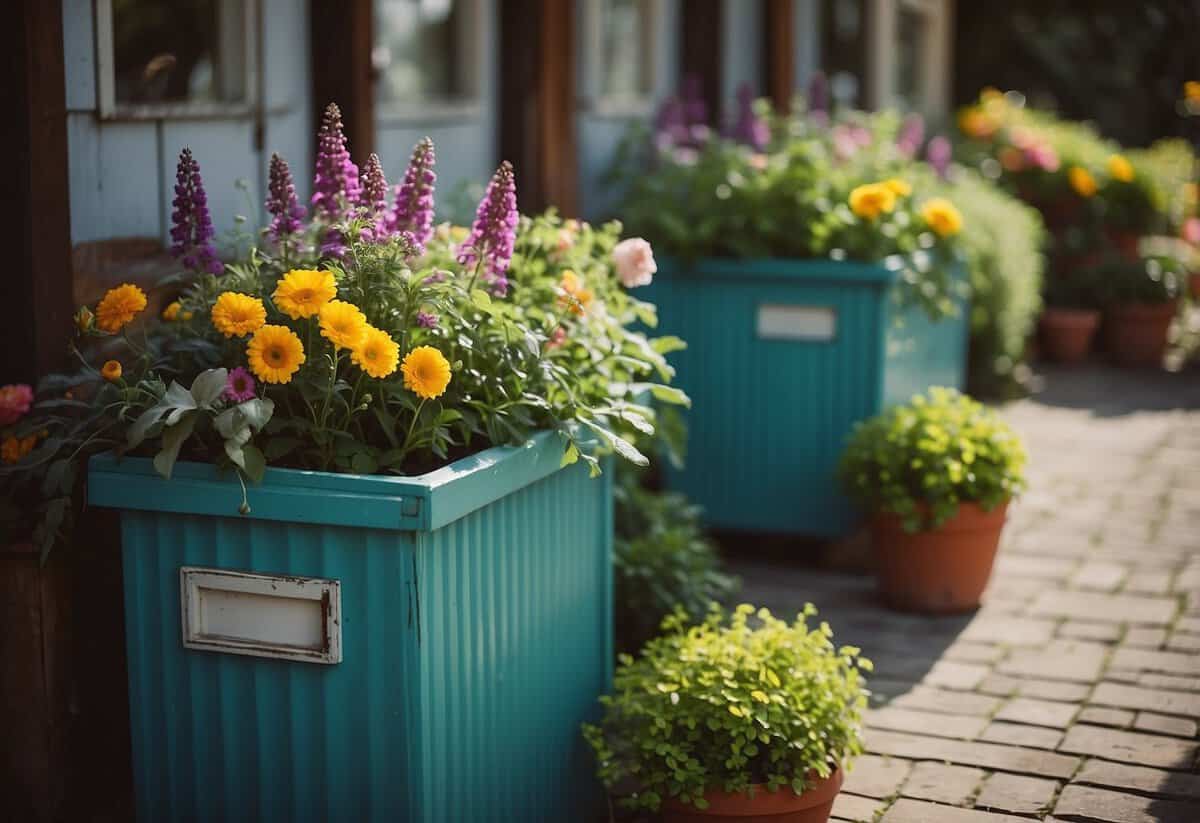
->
839;387;1027;532
1091;254;1185;306
613;477;737;654
583;604;870;812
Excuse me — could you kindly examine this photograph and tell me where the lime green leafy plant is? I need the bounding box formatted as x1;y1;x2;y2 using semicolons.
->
583;604;870;813
839;387;1026;532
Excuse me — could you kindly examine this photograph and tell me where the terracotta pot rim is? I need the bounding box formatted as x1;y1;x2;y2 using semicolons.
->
1107;300;1179;319
663;768;843;815
1040;308;1100;328
872;500;1010;534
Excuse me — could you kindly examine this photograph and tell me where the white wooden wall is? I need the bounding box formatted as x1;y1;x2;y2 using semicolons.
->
63;0;313;248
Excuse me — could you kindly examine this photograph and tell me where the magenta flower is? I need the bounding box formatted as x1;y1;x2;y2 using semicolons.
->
223;367;257;403
896;114;925;158
388;138;437;251
458;161;518;297
266;153;305;245
416;311;438;329
170;148;222;275
728;84;769;152
0;384;34;426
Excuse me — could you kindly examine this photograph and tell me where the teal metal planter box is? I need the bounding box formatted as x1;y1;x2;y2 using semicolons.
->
646;258;967;537
88;431;612;822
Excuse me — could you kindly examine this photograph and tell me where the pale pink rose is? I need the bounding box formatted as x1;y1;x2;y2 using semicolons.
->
612;238;656;288
1183;217;1200;245
0;384;34;426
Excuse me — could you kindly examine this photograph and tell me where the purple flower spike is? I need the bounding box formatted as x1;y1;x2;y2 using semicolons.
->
458;161;518;297
416;311;438;329
729;84;770;151
311;102;361;221
681;73;708;126
170;147;222;275
926;135;953;179
358;152;390;242
897;113;925;158
266;153;305;244
807;71;829;116
388;137;437;251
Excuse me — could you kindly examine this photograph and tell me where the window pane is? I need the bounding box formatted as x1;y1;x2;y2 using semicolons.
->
374;0;466;104
821;0;866;108
112;0;243;105
598;0;652;101
894;7;927;111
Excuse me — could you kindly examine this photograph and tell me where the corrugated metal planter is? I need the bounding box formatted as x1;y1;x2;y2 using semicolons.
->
88;431;612;822
645;258;967;537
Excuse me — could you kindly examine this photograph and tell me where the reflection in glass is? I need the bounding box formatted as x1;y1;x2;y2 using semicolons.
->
598;0;652;102
895;6;927;112
374;0;465;104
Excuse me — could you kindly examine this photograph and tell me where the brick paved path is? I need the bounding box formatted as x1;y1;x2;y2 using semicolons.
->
736;365;1200;822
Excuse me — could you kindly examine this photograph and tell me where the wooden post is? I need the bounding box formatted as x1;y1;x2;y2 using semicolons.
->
765;0;795;113
0;0;73;383
310;0;376;164
680;0;724;126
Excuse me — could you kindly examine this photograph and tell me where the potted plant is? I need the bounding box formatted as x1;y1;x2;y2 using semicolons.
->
1097;254;1183;367
6;105;688;821
839;387;1027;613
583;604;870;822
612;95;970;537
1039;267;1101;363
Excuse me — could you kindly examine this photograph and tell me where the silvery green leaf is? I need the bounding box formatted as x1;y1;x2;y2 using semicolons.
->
213;407;240;440
161;382;198;426
153;411;197;480
238;397;274;432
190;368;228;409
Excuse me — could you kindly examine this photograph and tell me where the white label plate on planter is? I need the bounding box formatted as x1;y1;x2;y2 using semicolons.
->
180;567;342;664
756;304;837;342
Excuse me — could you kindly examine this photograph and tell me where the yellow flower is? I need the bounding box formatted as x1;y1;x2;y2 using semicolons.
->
920;198;963;238
1108;154;1134;183
401;346;452;400
210;292;267;338
559;270;594;316
318;300;368;350
957;109;997;140
95;283;147;333
351;326;400;379
273;269;337;319
247;325;306;384
181;311;194;321
883;178;912;197
848;183;897;220
161;301;181;321
1069;166;1097;198
1185;81;1200;102
101;360;123;382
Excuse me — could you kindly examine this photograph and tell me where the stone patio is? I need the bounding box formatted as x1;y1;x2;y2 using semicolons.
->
735;363;1200;822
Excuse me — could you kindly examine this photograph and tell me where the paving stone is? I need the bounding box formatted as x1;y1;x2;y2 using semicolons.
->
866;707;989;740
1077;706;1134;728
1134;712;1198;739
1053;783;1200;823
996;639;1108;683
830;792;883;822
1123;570;1172;595
945;642;1005;664
1058;724;1199;770
1092;682;1200;718
978;675;1090;702
977;675;1020;697
973;773;1058;816
1059;621;1122;642
1123;627;1167;648
995;697;1077;729
1071;561;1129;592
1029;591;1178;625
901;761;985;805
1174;616;1200;634
1110;647;1200;676
881;798;1029;823
1138;673;1200;693
865;729;1080;779
889;686;1002;717
960;615;1056;647
979;721;1063;750
841;754;912;799
993;553;1078;580
1074;760;1200;800
1104;667;1143;683
924;660;989;691
1166;632;1200;652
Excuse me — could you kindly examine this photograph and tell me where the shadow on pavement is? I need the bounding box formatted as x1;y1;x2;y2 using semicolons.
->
1027;361;1200;417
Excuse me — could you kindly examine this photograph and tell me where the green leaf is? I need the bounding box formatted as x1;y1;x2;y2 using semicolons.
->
560;442;580;467
649;384;691;407
241;445;266;483
583;420;648;467
153;411;197;479
190;368;228;408
470;289;493;310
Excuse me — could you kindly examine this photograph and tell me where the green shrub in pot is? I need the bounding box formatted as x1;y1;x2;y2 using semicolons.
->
583;604;870;814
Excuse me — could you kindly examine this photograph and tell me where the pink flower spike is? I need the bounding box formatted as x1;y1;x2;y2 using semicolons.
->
223;367;257;403
0;384;34;426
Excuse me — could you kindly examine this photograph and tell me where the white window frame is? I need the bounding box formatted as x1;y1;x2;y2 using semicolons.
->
579;0;664;118
94;0;259;120
866;0;951;117
373;0;485;125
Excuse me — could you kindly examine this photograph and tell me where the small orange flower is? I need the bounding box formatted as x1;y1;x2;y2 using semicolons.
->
101;360;123;382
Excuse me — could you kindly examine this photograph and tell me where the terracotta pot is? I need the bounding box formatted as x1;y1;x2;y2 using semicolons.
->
871;502;1008;614
662;769;843;823
1038;308;1099;363
1107;230;1141;261
1104;301;1178;368
1189;271;1200;301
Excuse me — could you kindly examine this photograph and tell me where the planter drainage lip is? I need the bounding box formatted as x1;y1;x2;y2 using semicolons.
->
668;256;898;286
87;429;565;532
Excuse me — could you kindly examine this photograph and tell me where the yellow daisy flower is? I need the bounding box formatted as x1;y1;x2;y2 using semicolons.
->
247;324;306;384
100;360;123;382
920;198;964;238
161;301;181;321
351;326;400;379
559;270;594;316
848;183;897;220
95;283;148;333
273;269;337;319
210;292;267;338
1069;166;1097;198
401;346;452;400
883;178;912;197
318;300;368;350
1107;154;1134;184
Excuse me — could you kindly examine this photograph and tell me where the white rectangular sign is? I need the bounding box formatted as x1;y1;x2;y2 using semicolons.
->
180;567;342;664
756;304;837;342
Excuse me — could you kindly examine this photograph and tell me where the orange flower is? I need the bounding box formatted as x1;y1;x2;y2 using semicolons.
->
95;284;148;333
101;360;123;382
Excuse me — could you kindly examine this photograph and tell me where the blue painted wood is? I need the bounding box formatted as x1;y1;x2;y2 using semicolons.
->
89;432;612;822
644;257;967;537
